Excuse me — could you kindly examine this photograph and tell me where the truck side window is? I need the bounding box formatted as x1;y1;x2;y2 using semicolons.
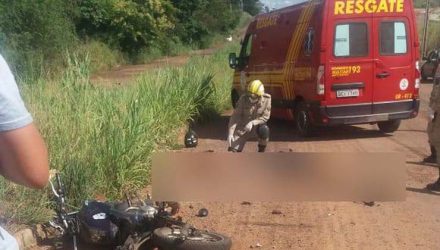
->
239;34;253;68
380;21;407;55
304;28;314;56
334;23;368;57
240;35;253;58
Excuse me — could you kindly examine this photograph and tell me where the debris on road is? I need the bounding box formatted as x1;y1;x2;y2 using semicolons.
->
363;201;375;207
241;201;252;206
272;209;283;215
197;208;209;217
250;243;263;248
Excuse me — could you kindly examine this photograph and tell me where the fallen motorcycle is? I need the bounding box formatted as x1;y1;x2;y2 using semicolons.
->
48;173;232;250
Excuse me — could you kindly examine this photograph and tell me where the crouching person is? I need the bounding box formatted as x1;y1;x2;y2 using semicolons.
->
227;80;271;152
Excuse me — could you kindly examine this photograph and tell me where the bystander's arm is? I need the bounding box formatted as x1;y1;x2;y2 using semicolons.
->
0;123;48;189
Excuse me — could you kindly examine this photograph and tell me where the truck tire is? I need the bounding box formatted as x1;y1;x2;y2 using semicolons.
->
152;227;232;250
377;120;401;133
295;102;314;137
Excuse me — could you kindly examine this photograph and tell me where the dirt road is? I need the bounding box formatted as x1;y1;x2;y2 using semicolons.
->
177;82;440;250
90;48;217;86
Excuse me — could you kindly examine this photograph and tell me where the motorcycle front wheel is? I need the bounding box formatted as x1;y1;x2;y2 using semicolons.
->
152;227;232;250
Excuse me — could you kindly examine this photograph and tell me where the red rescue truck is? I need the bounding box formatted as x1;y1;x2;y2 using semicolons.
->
229;0;421;136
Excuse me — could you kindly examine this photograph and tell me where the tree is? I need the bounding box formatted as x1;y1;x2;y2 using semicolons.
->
243;0;263;15
170;0;241;48
0;0;76;75
75;0;175;54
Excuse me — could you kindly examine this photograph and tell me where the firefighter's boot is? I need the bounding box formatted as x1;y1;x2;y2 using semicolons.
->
426;169;440;192
423;145;437;164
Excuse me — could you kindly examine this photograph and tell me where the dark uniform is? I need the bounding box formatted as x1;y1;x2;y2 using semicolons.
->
427;67;440;190
425;79;440;163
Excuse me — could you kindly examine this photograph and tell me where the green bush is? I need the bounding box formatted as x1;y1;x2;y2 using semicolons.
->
170;0;241;48
76;0;175;55
75;40;126;73
134;37;192;64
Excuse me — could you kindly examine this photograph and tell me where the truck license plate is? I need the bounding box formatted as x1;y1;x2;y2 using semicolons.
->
337;89;359;98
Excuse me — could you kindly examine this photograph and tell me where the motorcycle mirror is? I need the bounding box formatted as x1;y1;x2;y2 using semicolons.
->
229;53;238;69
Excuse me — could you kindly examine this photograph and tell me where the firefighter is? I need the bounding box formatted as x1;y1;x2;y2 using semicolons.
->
424;76;440;164
227;80;271;152
426;73;440;191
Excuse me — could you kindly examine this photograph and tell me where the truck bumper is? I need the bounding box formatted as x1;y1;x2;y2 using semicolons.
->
310;99;420;126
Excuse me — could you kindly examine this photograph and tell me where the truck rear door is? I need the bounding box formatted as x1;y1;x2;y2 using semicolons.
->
372;17;414;113
326;19;374;117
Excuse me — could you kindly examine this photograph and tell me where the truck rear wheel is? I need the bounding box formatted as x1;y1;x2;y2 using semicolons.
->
295;103;314;137
377;120;401;133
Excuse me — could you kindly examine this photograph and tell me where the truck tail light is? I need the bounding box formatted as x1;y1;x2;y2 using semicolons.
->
317;65;325;95
415;60;421;89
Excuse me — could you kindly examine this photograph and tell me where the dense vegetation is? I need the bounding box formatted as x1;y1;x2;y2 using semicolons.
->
0;0;260;78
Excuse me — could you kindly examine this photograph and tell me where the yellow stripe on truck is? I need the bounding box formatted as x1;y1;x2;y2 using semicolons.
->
282;0;316;101
282;7;307;100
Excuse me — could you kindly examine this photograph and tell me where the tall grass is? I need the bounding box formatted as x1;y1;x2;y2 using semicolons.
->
417;19;440;56
75;41;126;73
425;21;440;53
0;44;238;225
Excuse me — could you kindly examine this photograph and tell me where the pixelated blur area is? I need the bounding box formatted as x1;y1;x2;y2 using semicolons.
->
152;153;406;202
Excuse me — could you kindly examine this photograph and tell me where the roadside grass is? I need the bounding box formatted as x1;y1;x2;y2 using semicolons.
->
426;21;440;52
0;43;238;225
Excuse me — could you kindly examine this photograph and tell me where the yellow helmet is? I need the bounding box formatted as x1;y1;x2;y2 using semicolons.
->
247;80;265;96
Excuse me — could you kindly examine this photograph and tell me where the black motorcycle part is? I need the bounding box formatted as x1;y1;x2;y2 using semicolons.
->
78;201;119;246
152;227;232;250
197;208;209;217
184;129;198;148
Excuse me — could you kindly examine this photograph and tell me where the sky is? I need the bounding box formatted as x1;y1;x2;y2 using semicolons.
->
259;0;306;10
